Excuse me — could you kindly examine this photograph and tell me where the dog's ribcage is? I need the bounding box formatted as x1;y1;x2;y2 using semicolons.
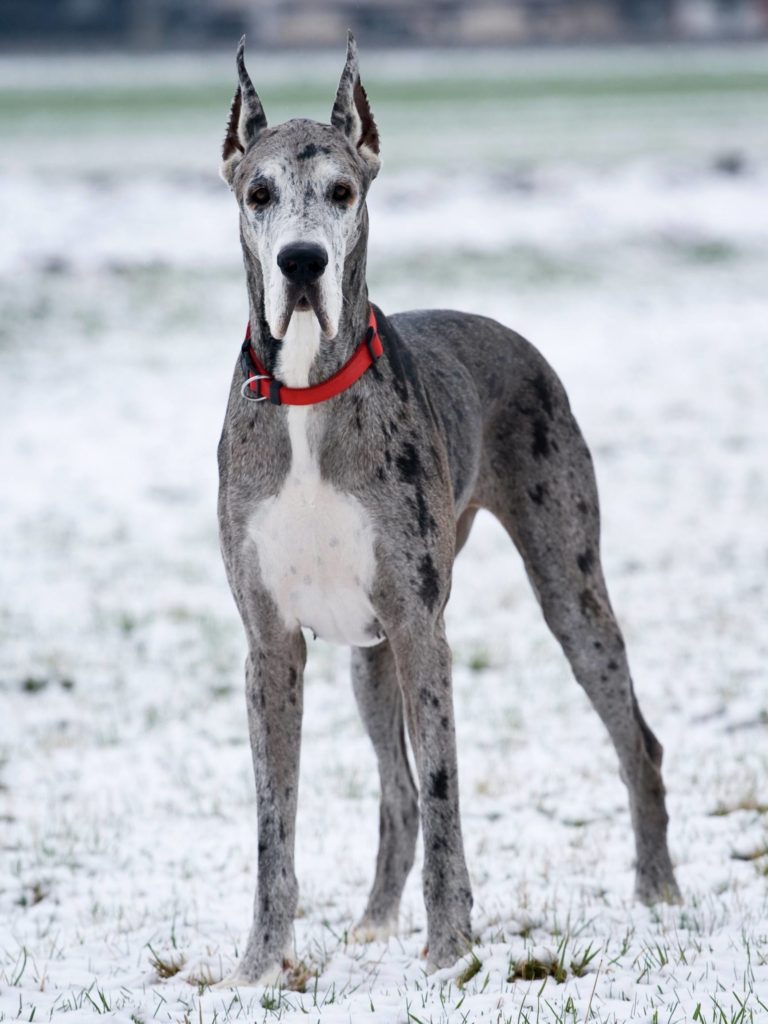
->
248;312;381;646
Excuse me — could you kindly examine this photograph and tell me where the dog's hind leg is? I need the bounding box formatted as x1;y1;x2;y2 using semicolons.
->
455;505;478;556
351;642;420;938
483;365;680;904
535;565;680;905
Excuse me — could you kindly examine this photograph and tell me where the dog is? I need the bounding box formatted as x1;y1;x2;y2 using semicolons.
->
216;33;680;985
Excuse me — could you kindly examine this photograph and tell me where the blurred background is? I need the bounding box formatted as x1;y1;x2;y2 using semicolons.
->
2;0;768;47
1;3;767;1019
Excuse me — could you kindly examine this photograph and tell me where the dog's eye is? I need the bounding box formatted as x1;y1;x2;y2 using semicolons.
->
331;182;353;204
248;185;271;207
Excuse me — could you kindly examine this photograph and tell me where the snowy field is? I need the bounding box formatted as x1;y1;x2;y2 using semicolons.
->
1;44;767;1023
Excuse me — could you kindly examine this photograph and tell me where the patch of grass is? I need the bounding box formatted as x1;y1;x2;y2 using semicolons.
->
711;798;768;816
468;648;491;672
634;940;671;983
570;942;601;977
9;947;29;986
731;847;768;862
662;237;741;265
147;944;186;980
456;952;483;988
282;957;314;993
16;880;49;907
21;676;48;693
20;674;75;694
260;988;283;1011
505;935;599;988
508;951;566;985
118;611;139;635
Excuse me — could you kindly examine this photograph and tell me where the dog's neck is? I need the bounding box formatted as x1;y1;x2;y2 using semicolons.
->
242;221;372;389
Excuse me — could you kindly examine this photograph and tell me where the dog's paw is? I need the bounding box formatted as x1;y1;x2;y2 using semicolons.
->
635;861;682;907
423;930;472;972
212;961;283;990
636;877;683;906
349;915;398;944
423;948;462;977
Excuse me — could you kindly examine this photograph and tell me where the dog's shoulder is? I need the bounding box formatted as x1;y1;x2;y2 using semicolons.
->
387;307;530;357
388;306;562;386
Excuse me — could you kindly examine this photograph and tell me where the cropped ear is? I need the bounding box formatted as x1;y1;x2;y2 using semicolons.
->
330;32;380;177
220;36;268;186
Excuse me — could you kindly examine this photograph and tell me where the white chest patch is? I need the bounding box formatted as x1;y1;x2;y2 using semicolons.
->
248;312;381;647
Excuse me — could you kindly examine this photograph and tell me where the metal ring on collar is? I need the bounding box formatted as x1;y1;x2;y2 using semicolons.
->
240;375;270;402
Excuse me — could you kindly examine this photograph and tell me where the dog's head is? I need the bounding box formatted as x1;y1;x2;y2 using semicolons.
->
220;33;380;341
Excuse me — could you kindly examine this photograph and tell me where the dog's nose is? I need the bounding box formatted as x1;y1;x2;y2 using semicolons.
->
277;243;328;285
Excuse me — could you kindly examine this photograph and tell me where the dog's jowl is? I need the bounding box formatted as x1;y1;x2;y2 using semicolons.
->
216;33;680;985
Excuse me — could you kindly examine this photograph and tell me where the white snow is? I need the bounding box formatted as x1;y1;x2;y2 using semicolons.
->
1;46;767;1024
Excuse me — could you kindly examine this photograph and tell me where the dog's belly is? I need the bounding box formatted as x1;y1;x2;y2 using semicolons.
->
249;471;381;648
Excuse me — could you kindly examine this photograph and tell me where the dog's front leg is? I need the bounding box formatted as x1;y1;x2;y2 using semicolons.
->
232;629;306;986
389;620;473;969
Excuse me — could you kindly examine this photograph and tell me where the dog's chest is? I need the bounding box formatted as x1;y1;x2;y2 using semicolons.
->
247;315;381;647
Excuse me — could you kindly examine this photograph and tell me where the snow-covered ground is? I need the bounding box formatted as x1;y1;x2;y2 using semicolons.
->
1;46;767;1023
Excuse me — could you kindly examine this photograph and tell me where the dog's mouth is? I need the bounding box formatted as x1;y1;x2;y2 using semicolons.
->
274;283;334;338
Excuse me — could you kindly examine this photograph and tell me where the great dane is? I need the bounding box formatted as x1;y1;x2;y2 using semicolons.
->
216;33;680;985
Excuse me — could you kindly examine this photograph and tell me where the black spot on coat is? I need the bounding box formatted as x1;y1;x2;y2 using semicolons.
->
396;442;421;483
577;548;595;574
297;142;331;160
532;371;555;419
430;767;448;800
531;418;550;459
528;483;547;506
579;588;602;618
414;490;437;539
417;554;440;611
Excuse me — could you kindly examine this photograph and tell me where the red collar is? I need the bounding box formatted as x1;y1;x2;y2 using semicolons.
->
240;307;383;406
